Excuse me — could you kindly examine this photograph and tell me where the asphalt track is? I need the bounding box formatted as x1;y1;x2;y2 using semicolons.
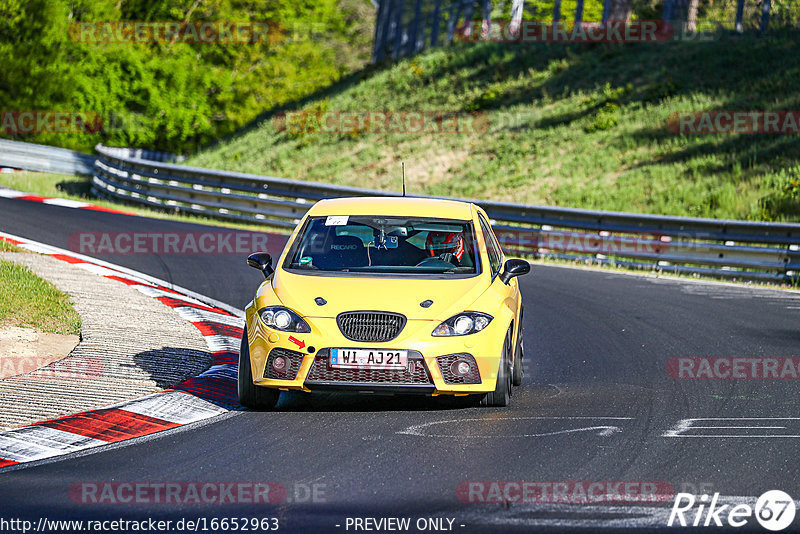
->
1;196;800;532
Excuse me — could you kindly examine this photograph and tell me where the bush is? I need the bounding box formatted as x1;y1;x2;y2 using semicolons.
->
0;0;374;154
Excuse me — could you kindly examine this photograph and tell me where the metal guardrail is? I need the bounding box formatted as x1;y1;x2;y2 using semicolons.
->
95;145;185;164
0;140;183;175
0;139;796;282
0;138;96;176
90;144;800;284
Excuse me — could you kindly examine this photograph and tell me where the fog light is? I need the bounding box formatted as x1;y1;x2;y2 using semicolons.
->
450;360;471;376
437;353;480;385
273;356;287;371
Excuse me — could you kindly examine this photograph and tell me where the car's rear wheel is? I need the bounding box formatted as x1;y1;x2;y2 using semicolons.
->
238;330;280;410
480;329;512;407
512;334;524;387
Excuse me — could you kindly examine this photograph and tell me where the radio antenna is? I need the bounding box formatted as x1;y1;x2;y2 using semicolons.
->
402;162;406;197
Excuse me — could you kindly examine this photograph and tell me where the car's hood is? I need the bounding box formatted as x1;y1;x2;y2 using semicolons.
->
267;269;490;321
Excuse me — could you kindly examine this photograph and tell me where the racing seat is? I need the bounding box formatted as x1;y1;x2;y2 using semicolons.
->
315;235;369;270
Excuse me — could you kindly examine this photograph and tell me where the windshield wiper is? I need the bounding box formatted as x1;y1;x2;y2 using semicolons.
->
441;267;474;274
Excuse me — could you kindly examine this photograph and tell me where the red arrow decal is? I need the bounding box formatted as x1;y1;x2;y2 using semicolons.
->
288;336;306;350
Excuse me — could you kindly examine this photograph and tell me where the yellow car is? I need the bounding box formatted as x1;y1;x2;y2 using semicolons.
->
239;197;530;409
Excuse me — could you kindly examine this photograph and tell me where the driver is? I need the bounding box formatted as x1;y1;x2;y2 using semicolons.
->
425;231;464;263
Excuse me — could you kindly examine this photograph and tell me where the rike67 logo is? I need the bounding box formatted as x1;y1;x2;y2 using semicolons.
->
668;490;796;531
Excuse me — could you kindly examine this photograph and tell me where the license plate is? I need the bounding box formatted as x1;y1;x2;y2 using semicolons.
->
330;348;408;369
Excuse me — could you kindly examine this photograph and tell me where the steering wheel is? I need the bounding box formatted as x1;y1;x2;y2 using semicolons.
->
415;257;456;268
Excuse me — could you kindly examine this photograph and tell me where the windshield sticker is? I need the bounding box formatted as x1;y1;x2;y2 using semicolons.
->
325;216;349;226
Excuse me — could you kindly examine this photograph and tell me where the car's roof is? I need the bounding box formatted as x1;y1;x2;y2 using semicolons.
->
307;196;475;219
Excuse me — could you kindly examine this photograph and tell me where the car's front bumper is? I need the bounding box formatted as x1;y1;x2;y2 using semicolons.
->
244;312;504;395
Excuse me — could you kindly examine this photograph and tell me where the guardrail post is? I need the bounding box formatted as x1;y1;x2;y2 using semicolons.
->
787;246;800;283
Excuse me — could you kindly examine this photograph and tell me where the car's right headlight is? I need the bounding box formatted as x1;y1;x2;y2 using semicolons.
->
432;312;493;336
258;306;311;333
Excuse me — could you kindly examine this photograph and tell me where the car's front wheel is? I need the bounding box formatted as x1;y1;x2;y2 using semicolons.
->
512;335;524;387
479;329;513;407
238;330;280;410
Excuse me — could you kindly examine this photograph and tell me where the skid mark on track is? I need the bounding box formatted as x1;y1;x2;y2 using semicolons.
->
398;416;633;438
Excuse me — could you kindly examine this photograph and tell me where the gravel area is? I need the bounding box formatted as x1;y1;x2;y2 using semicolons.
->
0;252;212;429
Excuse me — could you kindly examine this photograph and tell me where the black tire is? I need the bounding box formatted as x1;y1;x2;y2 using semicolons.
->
512;333;524;387
238;330;280;410
480;329;513;407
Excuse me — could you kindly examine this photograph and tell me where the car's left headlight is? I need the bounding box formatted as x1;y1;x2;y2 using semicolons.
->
432;312;493;336
258;306;311;333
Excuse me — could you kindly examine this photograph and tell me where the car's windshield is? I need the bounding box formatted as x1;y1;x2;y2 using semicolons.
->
284;215;480;275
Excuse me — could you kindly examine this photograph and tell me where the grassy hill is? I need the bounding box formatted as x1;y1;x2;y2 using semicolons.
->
188;35;800;222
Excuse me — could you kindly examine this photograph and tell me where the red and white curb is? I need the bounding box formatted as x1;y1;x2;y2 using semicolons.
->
0;187;134;215
0;231;245;470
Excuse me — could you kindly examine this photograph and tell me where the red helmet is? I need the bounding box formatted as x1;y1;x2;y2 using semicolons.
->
426;231;464;261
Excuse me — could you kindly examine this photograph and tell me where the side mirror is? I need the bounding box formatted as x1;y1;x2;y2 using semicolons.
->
247;252;274;279
499;258;530;285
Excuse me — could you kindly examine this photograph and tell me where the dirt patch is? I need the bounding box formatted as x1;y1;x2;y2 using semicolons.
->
0;325;79;379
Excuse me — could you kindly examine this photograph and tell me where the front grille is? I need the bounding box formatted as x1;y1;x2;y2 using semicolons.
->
336;311;406;342
437;353;481;384
305;349;432;384
263;347;305;380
